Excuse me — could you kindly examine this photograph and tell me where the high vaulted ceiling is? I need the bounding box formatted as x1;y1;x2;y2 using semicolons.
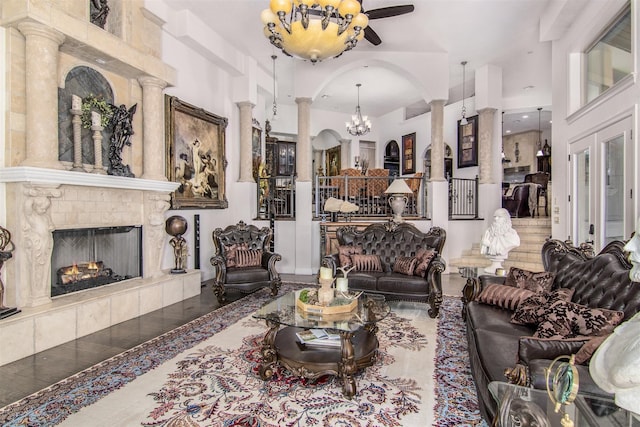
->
162;0;556;133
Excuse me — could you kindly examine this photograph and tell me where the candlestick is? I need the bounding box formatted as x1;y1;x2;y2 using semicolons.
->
72;94;82;111
319;266;333;280
91;111;101;127
336;278;348;292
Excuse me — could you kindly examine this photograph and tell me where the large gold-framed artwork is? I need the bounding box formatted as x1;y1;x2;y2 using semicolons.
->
165;95;228;209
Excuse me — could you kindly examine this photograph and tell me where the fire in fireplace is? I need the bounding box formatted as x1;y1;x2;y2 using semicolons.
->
51;226;142;297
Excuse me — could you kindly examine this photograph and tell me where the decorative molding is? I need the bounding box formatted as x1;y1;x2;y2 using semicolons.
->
0;167;179;192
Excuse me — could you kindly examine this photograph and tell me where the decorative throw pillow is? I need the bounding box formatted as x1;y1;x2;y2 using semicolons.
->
477;284;535;311
574;334;611;365
533;300;624;339
352;254;383;272
517;336;590;365
235;248;263;268
510;288;575;325
338;245;363;268
225;243;249;268
393;256;417;276
413;248;436;277
504;267;556;293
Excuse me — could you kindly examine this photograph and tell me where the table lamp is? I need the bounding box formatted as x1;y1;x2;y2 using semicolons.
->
385;179;413;222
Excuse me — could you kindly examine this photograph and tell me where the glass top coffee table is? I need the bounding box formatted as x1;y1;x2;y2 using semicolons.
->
253;290;390;398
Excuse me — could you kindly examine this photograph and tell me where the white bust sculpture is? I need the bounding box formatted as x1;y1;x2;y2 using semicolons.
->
480;208;520;273
623;217;640;282
590;311;640;419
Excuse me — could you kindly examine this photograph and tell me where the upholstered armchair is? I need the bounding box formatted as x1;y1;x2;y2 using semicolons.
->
210;221;282;303
502;184;532;218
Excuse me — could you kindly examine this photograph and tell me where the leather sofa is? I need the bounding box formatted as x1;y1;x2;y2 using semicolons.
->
322;221;446;318
502;184;533;218
463;239;640;422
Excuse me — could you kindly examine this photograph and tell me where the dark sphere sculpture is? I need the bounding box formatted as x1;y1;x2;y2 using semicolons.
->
165;216;188;274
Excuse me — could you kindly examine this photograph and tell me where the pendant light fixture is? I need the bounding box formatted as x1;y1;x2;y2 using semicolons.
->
346;83;371;136
271;54;278;121
460;61;468;125
536;107;544;157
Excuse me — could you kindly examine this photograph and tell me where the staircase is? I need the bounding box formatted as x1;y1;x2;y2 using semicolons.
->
449;217;552;273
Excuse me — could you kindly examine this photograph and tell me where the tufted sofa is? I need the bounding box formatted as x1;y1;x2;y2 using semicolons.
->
463;239;640;422
322;221;446;317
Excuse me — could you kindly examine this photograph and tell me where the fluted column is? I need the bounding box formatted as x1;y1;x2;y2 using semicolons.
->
296;97;312;182
18;22;65;169
478;108;497;184
237;101;255;182
430;100;446;181
138;76;168;181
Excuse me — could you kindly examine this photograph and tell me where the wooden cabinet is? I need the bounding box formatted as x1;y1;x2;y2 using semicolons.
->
266;140;296;176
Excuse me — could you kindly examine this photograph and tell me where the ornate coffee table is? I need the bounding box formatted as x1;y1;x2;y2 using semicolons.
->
253;290;390;398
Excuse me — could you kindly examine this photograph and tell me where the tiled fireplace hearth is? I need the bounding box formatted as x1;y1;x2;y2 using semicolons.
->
0;168;201;365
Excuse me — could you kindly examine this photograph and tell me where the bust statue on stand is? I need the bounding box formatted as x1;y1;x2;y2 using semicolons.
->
480;208;520;274
0;225;19;319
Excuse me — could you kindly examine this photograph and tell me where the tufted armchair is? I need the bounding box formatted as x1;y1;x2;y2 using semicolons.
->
502;184;532;218
322;221;446;317
210;221;282;303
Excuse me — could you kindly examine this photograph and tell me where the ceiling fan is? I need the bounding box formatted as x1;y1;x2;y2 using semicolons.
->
360;1;415;46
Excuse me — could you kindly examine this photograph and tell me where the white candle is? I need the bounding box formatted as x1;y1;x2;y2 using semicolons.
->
72;95;82;111
91;111;101;127
336;278;348;292
319;266;333;280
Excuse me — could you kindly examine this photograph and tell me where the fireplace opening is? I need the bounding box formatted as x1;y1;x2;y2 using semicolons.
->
51;226;143;297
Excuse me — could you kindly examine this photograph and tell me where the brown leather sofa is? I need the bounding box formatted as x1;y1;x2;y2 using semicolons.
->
463;239;640;422
322;221;446;317
210;221;282;303
502;184;532;218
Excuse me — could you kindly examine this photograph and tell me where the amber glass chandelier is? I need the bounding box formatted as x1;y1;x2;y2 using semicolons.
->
261;0;369;63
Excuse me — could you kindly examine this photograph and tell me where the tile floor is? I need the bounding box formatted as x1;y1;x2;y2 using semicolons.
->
0;273;466;408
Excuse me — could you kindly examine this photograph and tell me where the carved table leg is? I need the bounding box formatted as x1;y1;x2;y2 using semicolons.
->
258;316;280;380
338;330;357;398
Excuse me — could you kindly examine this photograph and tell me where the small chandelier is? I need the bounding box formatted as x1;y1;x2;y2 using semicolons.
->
346;83;371;136
460;60;468;125
536;107;544;157
261;0;369;64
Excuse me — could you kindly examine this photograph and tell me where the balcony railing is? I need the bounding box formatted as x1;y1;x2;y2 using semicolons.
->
448;176;479;219
257;175;296;219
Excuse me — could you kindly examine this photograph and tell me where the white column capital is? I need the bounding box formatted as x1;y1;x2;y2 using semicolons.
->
236;100;256;109
138;75;168;90
17;21;65;45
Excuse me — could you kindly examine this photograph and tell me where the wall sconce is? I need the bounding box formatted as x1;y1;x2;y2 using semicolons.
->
354;155;360;168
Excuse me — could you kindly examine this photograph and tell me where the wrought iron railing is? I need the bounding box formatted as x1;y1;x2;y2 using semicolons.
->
448;176;479;219
257;175;296;219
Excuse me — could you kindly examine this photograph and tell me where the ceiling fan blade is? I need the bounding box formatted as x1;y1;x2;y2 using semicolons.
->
364;26;382;46
366;5;415;20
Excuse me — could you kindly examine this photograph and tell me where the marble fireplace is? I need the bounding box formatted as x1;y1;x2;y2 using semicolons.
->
0;2;201;366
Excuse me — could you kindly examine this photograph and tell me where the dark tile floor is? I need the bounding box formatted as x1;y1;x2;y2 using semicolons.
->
0;273;463;409
0;274;315;408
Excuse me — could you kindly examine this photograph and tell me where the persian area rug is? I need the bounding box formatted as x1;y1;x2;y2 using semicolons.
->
0;288;486;427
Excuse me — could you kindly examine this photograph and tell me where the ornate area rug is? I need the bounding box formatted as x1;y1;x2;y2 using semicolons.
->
0;286;486;426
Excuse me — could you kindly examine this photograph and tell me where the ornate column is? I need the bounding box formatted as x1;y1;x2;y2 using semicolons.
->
22;185;62;307
237;101;255;182
430;100;446;181
17;22;65;169
296;97;312;182
478;108;497;184
138;76;168;181
143;192;171;278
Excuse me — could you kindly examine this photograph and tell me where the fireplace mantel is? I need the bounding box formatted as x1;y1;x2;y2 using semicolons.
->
0;167;179;193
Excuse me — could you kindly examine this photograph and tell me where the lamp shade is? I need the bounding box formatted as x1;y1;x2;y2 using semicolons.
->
384;179;413;194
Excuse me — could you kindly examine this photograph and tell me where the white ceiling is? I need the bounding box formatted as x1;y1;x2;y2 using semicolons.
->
163;0;555;133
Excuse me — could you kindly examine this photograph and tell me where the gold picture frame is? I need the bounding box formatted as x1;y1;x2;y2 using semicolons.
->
165;95;228;209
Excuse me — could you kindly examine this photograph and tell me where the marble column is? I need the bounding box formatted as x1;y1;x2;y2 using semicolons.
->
138;76;168;181
237;101;255;182
296;97;312;182
143;192;171;278
478;108;497;184
430;100;446;181
17;22;65;169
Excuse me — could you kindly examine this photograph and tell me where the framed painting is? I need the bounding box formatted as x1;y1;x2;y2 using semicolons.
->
165;95;228;209
402;132;415;174
326;145;341;176
252;118;262;161
458;115;478;168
